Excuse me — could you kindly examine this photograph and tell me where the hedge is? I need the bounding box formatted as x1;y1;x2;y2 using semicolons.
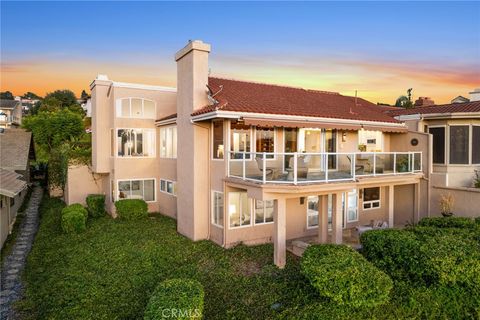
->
361;228;480;287
61;209;87;234
115;199;148;220
418;216;475;229
86;194;106;218
360;229;422;281
61;203;88;219
301;244;393;308
144;279;204;320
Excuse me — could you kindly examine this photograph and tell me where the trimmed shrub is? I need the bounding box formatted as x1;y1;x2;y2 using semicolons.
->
61;203;88;219
301;244;393;308
360;229;422;281
144;278;204;320
418;216;475;229
61;210;86;234
115;199;148;220
86;194;106;218
475;217;480;225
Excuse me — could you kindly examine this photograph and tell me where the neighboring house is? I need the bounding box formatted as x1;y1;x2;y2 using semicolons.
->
451;96;470;104
81;98;92;117
15;96;40;113
0;99;22;128
390;101;480;217
0;128;36;182
68;40;429;267
0;169;27;248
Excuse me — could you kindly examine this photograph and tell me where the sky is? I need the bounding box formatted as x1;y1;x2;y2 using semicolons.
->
1;1;479;104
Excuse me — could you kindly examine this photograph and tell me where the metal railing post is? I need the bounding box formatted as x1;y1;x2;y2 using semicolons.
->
325;153;329;182
293;152;298;185
352;153;356;181
242;152;246;180
373;153;376;176
393;153;397;175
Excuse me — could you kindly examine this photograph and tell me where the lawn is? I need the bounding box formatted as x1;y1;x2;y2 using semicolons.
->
18;196;480;319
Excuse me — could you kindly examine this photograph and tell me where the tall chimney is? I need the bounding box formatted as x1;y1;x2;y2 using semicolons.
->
175;40;211;240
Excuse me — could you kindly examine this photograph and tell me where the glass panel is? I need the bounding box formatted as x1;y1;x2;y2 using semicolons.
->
167;181;174;194
413;153;421;171
229;192;241;227
364;187;380;201
118;181;131;199
450;126;469;164
396;153;410;172
121;99;130;117
160;180;166;192
265;200;274;223
144;100;155;118
131;98;142;117
231;122;251;159
134;130;143;156
144;180;155;201
284;128;298;170
213;120;224;159
355;153;374;175
256;127;275;158
473;126;480;164
429;127;445;164
240;192;251;226
325;129;337;169
214;192;224;226
172;127;177;158
374;153;394;174
160;128;167;157
131;180;143;199
347;190;358;222
255;200;264;224
307;196;319;227
117;129;131;156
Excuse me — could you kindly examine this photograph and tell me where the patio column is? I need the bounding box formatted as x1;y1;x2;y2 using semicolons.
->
388;185;394;227
273;197;287;268
318;195;328;243
331;193;343;244
414;182;420;223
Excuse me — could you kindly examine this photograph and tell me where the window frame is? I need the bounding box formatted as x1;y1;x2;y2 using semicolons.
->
345;189;359;223
449;124;470;165
306;196;319;229
253;199;274;225
472;124;480;165
115;97;156;119
116;178;156;202
159;125;177;159
212;119;225;161
116;128;156;158
228;191;252;229
429;125;447;165
211;191;224;228
230;123;254;161
362;187;381;211
159;178;177;196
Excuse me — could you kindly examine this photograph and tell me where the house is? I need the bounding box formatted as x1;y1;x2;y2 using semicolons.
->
390;101;480;217
0;99;23;128
451;96;470;104
67;40;429;267
0;128;36;248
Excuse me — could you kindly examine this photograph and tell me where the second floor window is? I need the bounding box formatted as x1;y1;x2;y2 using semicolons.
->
117;128;155;157
256;127;275;158
231;122;251;159
160;126;177;158
116;98;156;119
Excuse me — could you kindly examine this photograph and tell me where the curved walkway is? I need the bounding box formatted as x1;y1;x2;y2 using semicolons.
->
0;185;42;320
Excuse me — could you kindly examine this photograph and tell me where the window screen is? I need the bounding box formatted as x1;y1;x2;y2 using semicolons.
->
429;127;445;164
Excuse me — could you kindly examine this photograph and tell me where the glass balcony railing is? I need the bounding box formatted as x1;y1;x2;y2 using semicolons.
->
228;151;422;184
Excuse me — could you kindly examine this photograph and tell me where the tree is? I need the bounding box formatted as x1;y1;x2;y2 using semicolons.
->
22;109;84;153
80;90;90;100
0;91;14;100
395;88;414;109
44;90;78;108
22;92;42;100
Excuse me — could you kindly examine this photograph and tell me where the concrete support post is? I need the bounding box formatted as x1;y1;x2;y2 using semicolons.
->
388;185;394;227
273;198;287;268
332;193;343;244
318;195;328;243
414;182;420;223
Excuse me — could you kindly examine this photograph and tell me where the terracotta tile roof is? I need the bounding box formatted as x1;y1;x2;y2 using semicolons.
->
156;113;177;122
191;77;400;123
387;101;480;117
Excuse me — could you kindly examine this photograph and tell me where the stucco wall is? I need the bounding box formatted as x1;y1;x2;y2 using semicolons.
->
430;186;480;218
65;165;107;206
1;190;26;248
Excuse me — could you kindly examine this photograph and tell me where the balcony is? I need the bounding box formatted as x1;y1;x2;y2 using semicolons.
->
228;151;422;184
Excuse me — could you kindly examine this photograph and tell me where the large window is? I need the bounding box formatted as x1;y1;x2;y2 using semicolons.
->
254;200;274;224
346;190;358;222
117;129;155;157
307;196;319;228
212;120;224;159
228;192;251;228
473;126;480;164
160;126;177;158
450;126;469;164
116;98;156;119
256;127;275;159
212;191;224;227
231;122;251;159
363;187;380;210
429;127;445;164
118;179;155;201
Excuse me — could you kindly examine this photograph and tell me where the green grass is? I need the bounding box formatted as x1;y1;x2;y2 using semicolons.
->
18;196;480;319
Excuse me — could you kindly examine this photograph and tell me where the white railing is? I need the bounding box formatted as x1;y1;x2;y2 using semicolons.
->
228;151;422;184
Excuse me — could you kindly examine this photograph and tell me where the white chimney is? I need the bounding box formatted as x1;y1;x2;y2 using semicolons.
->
469;88;480;102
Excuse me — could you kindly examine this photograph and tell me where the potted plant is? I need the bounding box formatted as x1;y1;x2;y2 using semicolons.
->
358;144;367;152
439;193;454;217
474;170;480;188
396;156;409;173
